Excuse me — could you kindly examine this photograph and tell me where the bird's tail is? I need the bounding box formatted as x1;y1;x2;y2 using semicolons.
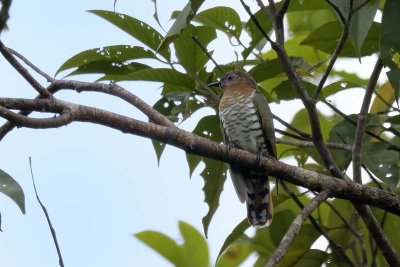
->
245;177;273;227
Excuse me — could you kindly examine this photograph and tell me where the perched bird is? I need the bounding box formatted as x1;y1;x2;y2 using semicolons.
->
209;71;276;227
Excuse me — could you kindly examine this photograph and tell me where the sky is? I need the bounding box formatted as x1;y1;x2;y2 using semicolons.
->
0;1;380;267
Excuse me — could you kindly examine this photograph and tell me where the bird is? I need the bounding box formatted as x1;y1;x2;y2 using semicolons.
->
209;70;276;227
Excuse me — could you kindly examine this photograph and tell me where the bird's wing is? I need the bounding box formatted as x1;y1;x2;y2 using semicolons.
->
253;92;277;158
220;118;247;203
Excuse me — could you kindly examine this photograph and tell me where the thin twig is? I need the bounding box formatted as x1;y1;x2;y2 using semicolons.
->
322;99;400;152
9;48;54;82
0;41;52;98
280;182;355;266
191;35;224;74
240;0;276;47
29;157;64;267
277;138;352;151
273;114;311;140
352;58;383;183
326;0;346;25
265;190;331;267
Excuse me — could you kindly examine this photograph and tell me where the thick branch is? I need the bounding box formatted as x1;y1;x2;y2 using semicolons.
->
0;97;400;217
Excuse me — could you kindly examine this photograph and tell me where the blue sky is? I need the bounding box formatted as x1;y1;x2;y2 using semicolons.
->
0;1;255;266
0;1;379;266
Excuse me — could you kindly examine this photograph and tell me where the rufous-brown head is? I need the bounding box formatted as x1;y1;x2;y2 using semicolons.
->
209;71;258;93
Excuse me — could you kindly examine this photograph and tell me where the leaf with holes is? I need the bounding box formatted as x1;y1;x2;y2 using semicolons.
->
363;142;400;190
101;68;195;91
194;6;242;38
174;25;216;74
56;45;155;76
0;169;25;214
89;10;170;60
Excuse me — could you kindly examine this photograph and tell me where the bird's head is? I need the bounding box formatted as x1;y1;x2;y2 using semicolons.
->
208;71;258;93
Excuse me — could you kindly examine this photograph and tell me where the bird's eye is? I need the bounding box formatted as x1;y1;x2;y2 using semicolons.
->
226;74;235;81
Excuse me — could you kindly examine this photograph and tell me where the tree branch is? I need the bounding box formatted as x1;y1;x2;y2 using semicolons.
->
0;41;52;98
0;97;400;217
265;190;331;267
352;58;383;183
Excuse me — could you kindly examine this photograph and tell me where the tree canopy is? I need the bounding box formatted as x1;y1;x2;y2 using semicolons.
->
1;0;400;266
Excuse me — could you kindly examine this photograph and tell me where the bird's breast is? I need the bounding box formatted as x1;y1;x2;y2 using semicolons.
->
219;93;266;154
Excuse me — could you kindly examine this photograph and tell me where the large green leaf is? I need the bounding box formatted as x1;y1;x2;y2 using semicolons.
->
56;45;155;76
0;169;25;214
216;218;250;263
380;0;400;101
201;158;227;237
174;26;216;74
242;9;272;59
179;221;210;267
189;115;227;236
194;7;242;38
134;230;183;265
301;21;380;57
216;236;253;267
101;68;195;90
157;0;205;52
89;10;170;60
330;0;379;58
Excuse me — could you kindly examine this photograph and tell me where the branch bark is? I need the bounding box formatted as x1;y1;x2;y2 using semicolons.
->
265;190;331;267
0;97;399;217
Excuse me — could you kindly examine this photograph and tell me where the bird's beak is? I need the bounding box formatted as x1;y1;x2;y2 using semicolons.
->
208;81;220;87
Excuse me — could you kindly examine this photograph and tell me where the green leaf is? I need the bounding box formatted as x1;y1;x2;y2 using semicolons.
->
101;68;195;90
0;169;25;214
216;236;253;267
269;80;316;101
151;140;166;166
89;10;170;60
293;249;328;267
189;115;226;236
216;218;250;262
320;80;365;99
326;198;356;245
381;0;400;100
157;0;205;52
301;21;380;57
194;7;242;38
242;9;272;59
330;0;379;58
179;221;210;267
287;5;334;35
363;142;400;190
174;26;216;74
279;224;321;267
201;158;227;238
56;45;155;76
370;81;396;114
134;230;183;265
269;210;297;247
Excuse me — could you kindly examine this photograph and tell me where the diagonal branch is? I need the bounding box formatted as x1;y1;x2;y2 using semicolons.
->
0;41;52;98
352;58;383;183
265;190;331;267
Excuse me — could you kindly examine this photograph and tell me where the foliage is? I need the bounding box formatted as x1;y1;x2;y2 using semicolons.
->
48;0;400;266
